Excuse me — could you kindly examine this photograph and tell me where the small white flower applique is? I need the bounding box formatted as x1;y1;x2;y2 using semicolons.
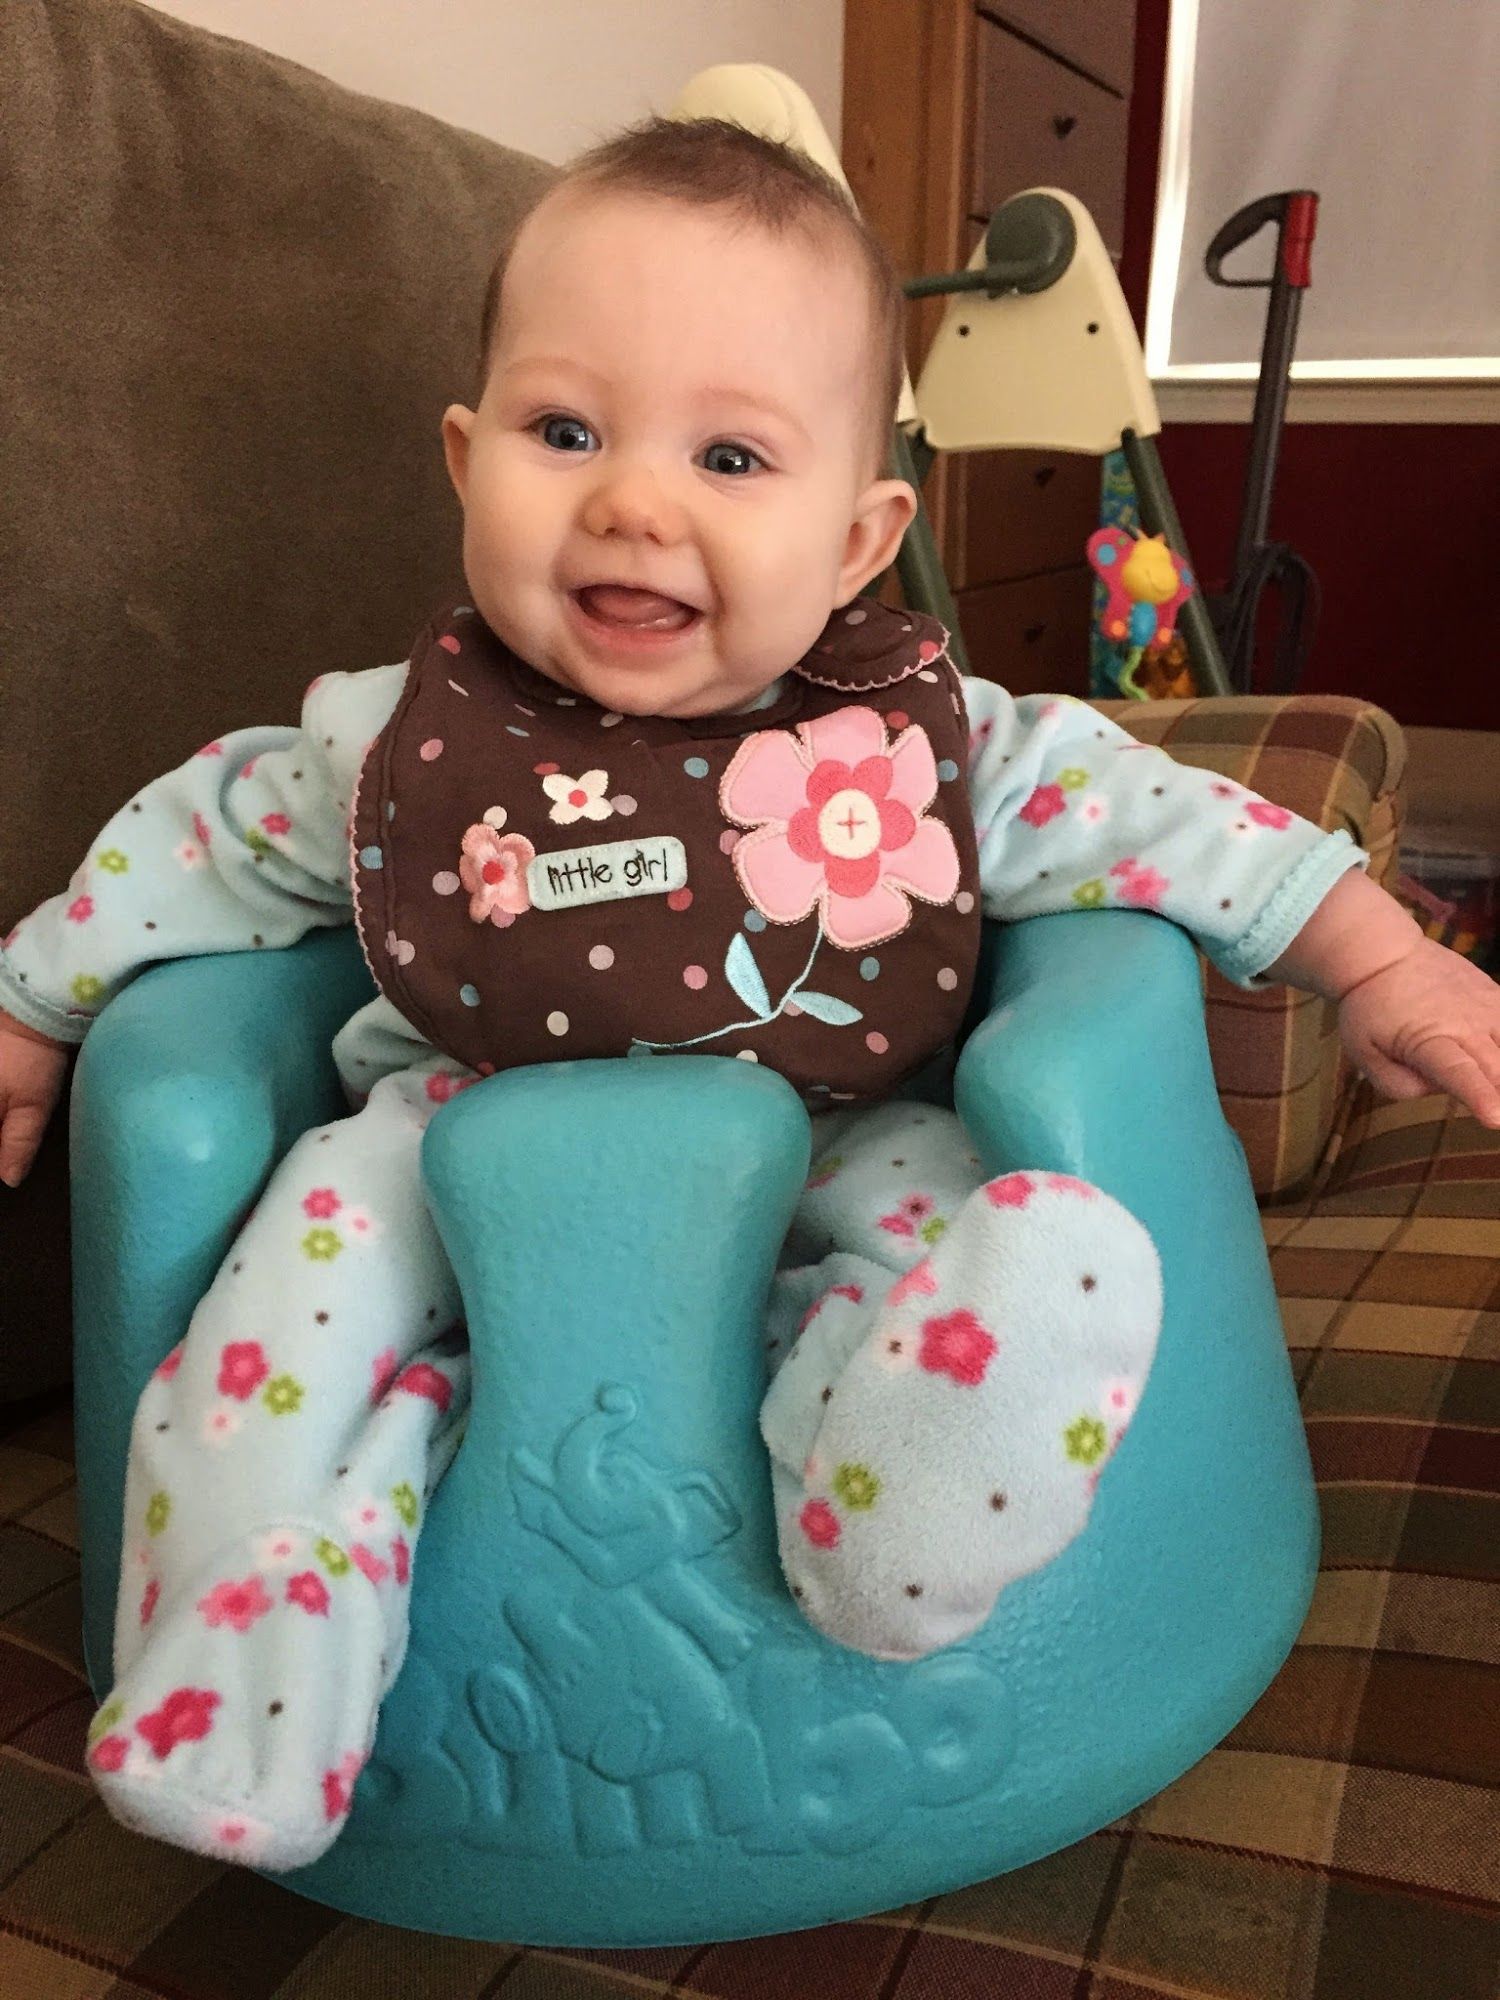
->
543;770;613;825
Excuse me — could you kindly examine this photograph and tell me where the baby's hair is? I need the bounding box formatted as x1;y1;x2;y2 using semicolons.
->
474;114;907;482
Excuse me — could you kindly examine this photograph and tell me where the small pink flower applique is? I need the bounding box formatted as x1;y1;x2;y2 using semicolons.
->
349;1543;389;1586
425;1071;478;1105
878;1192;935;1238
391;1535;411;1586
322;1749;366;1822
140;1577;161;1627
984;1172;1035;1208
286;1569;331;1617
459;824;535;926
1109;858;1168;909
217;1340;270;1401
198;1574;274;1633
369;1347;400;1404
886;1258;938;1308
394;1362;452;1413
1018;783;1066;829
302;1187;341;1219
918;1308;998;1387
66;895;94;924
1245;799;1292;830
720;705;960;949
89;1733;130;1773
1045;1173;1098;1199
799;1498;841;1550
136;1686;221;1759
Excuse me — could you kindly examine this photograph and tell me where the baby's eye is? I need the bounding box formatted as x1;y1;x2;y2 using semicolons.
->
701;440;765;477
532;414;596;453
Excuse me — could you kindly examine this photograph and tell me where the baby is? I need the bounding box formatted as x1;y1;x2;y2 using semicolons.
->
3;116;1498;1875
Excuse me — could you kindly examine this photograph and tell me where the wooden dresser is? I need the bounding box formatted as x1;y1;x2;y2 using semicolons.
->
844;0;1138;693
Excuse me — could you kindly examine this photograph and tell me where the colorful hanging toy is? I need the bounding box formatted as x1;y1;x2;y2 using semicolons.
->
1087;527;1197;700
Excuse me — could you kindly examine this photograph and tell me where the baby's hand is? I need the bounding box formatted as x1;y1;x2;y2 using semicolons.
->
0;1010;69;1187
1338;938;1500;1126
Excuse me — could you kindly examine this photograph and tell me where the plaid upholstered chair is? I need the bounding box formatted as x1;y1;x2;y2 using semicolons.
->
2;0;1495;1991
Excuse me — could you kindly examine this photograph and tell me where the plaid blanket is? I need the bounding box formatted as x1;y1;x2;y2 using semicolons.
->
2;1080;1495;1999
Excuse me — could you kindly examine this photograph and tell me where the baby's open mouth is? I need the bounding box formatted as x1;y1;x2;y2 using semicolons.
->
573;584;699;632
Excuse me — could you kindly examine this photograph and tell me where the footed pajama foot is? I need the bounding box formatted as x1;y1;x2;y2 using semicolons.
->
86;1522;389;1869
760;1169;1163;1662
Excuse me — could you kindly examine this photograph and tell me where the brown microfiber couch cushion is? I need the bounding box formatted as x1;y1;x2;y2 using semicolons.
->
0;0;558;1397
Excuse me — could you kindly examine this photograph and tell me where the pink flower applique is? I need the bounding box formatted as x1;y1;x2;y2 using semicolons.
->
302;1187;342;1219
1045;1174;1098;1199
886;1258;938;1308
1109;858;1169;909
394;1362;452;1412
1245;799;1292;830
322;1749;366;1821
217;1340;270;1401
350;1543;389;1586
919;1308;999;1386
425;1071;477;1105
391;1535;411;1586
369;1347;400;1404
1018;783;1066;829
198;1574;274;1633
984;1172;1035;1208
459;824;535;926
140;1577;161;1626
799;1498;841;1549
286;1569;331;1617
720;706;960;949
89;1733;130;1773
136;1686;221;1759
66;895;94;924
878;1191;935;1238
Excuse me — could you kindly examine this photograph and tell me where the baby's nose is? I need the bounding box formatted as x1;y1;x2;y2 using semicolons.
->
580;462;688;543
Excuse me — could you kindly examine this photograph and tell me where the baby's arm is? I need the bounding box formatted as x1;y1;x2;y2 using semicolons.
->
0;664;406;1184
960;679;1500;1125
960;679;1365;989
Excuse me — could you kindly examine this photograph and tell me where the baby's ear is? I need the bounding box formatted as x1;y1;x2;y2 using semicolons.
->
441;404;476;504
838;478;919;601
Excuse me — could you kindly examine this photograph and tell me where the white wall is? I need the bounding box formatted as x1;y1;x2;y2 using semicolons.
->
142;0;843;165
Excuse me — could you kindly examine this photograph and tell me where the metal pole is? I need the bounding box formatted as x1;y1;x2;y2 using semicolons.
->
1122;429;1232;696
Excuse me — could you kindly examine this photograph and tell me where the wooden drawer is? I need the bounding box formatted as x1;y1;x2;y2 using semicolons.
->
977;0;1135;96
956;448;1101;590
954;565;1095;697
972;14;1128;256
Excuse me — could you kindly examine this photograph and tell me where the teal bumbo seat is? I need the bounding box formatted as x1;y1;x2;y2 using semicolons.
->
70;911;1318;1946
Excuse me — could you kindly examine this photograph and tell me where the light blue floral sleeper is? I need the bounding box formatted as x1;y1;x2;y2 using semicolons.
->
0;624;1366;1870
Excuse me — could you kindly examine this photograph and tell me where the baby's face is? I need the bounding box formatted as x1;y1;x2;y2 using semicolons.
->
441;190;915;717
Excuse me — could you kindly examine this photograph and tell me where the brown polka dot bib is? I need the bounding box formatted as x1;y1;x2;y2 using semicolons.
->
350;598;981;1106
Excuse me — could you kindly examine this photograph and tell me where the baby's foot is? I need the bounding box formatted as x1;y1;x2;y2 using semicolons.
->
762;1170;1162;1662
86;1521;394;1868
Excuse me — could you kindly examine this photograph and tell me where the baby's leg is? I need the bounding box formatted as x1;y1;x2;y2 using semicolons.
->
87;1051;478;1869
760;1102;1162;1662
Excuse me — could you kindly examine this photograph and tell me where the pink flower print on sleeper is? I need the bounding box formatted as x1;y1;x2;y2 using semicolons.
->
198;1575;274;1633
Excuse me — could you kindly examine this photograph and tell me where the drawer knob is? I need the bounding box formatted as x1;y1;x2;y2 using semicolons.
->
1024;622;1046;644
1052;114;1078;139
